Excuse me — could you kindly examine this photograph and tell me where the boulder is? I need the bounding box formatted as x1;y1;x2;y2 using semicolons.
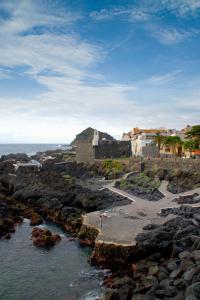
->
32;227;61;248
30;213;43;226
185;282;200;299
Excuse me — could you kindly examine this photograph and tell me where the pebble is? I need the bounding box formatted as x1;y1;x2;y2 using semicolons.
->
167;261;178;272
183;268;197;282
169;268;182;279
192;250;200;262
179;251;191;260
185;282;200;298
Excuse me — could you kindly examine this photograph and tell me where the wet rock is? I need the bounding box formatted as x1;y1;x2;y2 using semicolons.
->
103;289;120;300
31;227;61;248
155;288;177;297
131;295;155;300
192;250;200;262
194;214;200;222
169;268;182;279
183;268;197;282
173;291;185;300
4;233;11;239
179;251;191;260
173;278;187;290
148;264;159;276
167;261;178;272
180;260;195;272
30;213;43;226
185;282;200;299
192;219;199;226
118;284;133;300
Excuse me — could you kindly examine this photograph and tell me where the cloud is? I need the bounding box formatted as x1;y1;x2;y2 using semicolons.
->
90;2;200;46
90;0;200;23
0;1;199;142
158;0;200;16
90;7;150;22
148;24;200;44
145;70;183;85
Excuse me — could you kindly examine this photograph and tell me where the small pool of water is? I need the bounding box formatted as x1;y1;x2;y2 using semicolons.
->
0;220;105;300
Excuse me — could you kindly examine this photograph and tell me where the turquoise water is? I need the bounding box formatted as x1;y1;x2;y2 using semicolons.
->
0;220;105;300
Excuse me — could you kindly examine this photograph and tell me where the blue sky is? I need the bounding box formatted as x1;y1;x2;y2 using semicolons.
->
0;0;200;142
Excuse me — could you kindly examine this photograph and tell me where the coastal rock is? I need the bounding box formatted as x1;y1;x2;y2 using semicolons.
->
0;153;29;162
192;250;200;262
30;213;43;225
32;227;61;248
185;282;200;299
183;268;197;282
178;251;191;260
167;261;178;272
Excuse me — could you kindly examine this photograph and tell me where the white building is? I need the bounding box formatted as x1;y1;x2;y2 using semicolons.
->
131;133;159;157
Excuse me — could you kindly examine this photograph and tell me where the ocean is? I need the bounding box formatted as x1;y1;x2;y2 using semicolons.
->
0;220;104;300
0;143;105;299
0;144;70;156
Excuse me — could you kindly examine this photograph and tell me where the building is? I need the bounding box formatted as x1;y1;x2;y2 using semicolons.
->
131;132;159;157
121;127;166;157
75;129;131;163
159;127;188;157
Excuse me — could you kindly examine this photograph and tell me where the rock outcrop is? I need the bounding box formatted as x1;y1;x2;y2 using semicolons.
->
32;227;61;247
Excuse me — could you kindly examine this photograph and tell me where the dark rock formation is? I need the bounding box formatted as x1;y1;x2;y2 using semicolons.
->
115;174;164;201
32;227;61;247
173;193;200;205
30;212;43;225
100;205;200;299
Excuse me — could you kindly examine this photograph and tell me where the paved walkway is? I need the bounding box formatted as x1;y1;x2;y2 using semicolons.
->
83;175;200;247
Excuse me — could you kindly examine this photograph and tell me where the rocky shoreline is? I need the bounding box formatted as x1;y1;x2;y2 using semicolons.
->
1;150;200;300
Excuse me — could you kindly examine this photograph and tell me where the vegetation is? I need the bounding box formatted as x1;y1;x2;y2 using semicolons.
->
183;140;199;152
184;125;200;153
162;136;183;154
119;173;160;191
154;133;165;150
103;160;123;172
185;125;200;141
63;174;75;185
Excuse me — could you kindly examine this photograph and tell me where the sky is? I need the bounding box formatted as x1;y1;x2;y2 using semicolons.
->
0;0;200;143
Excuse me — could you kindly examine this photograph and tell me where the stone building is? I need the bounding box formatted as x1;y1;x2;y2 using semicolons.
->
75;129;131;163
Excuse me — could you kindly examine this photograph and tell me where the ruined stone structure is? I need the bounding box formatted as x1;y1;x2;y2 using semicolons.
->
75;128;131;163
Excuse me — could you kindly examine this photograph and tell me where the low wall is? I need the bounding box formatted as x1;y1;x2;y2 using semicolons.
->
130;157;200;173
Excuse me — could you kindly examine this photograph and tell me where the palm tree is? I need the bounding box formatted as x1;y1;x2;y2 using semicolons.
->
162;136;183;156
154;133;165;150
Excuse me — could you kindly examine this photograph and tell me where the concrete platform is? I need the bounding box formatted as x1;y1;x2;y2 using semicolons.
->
83;178;200;246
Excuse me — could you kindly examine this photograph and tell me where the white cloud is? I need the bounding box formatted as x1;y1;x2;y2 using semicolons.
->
0;1;199;143
90;7;150;22
158;0;200;16
145;70;183;85
146;25;192;44
90;0;200;23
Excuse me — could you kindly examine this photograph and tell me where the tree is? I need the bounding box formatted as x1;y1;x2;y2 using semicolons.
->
154;133;165;150
183;140;199;156
185;125;200;143
162;136;183;155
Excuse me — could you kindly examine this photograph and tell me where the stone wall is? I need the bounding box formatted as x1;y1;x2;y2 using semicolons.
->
76;140;132;163
129;157;200;173
141;145;159;158
95;140;131;159
75;140;95;163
